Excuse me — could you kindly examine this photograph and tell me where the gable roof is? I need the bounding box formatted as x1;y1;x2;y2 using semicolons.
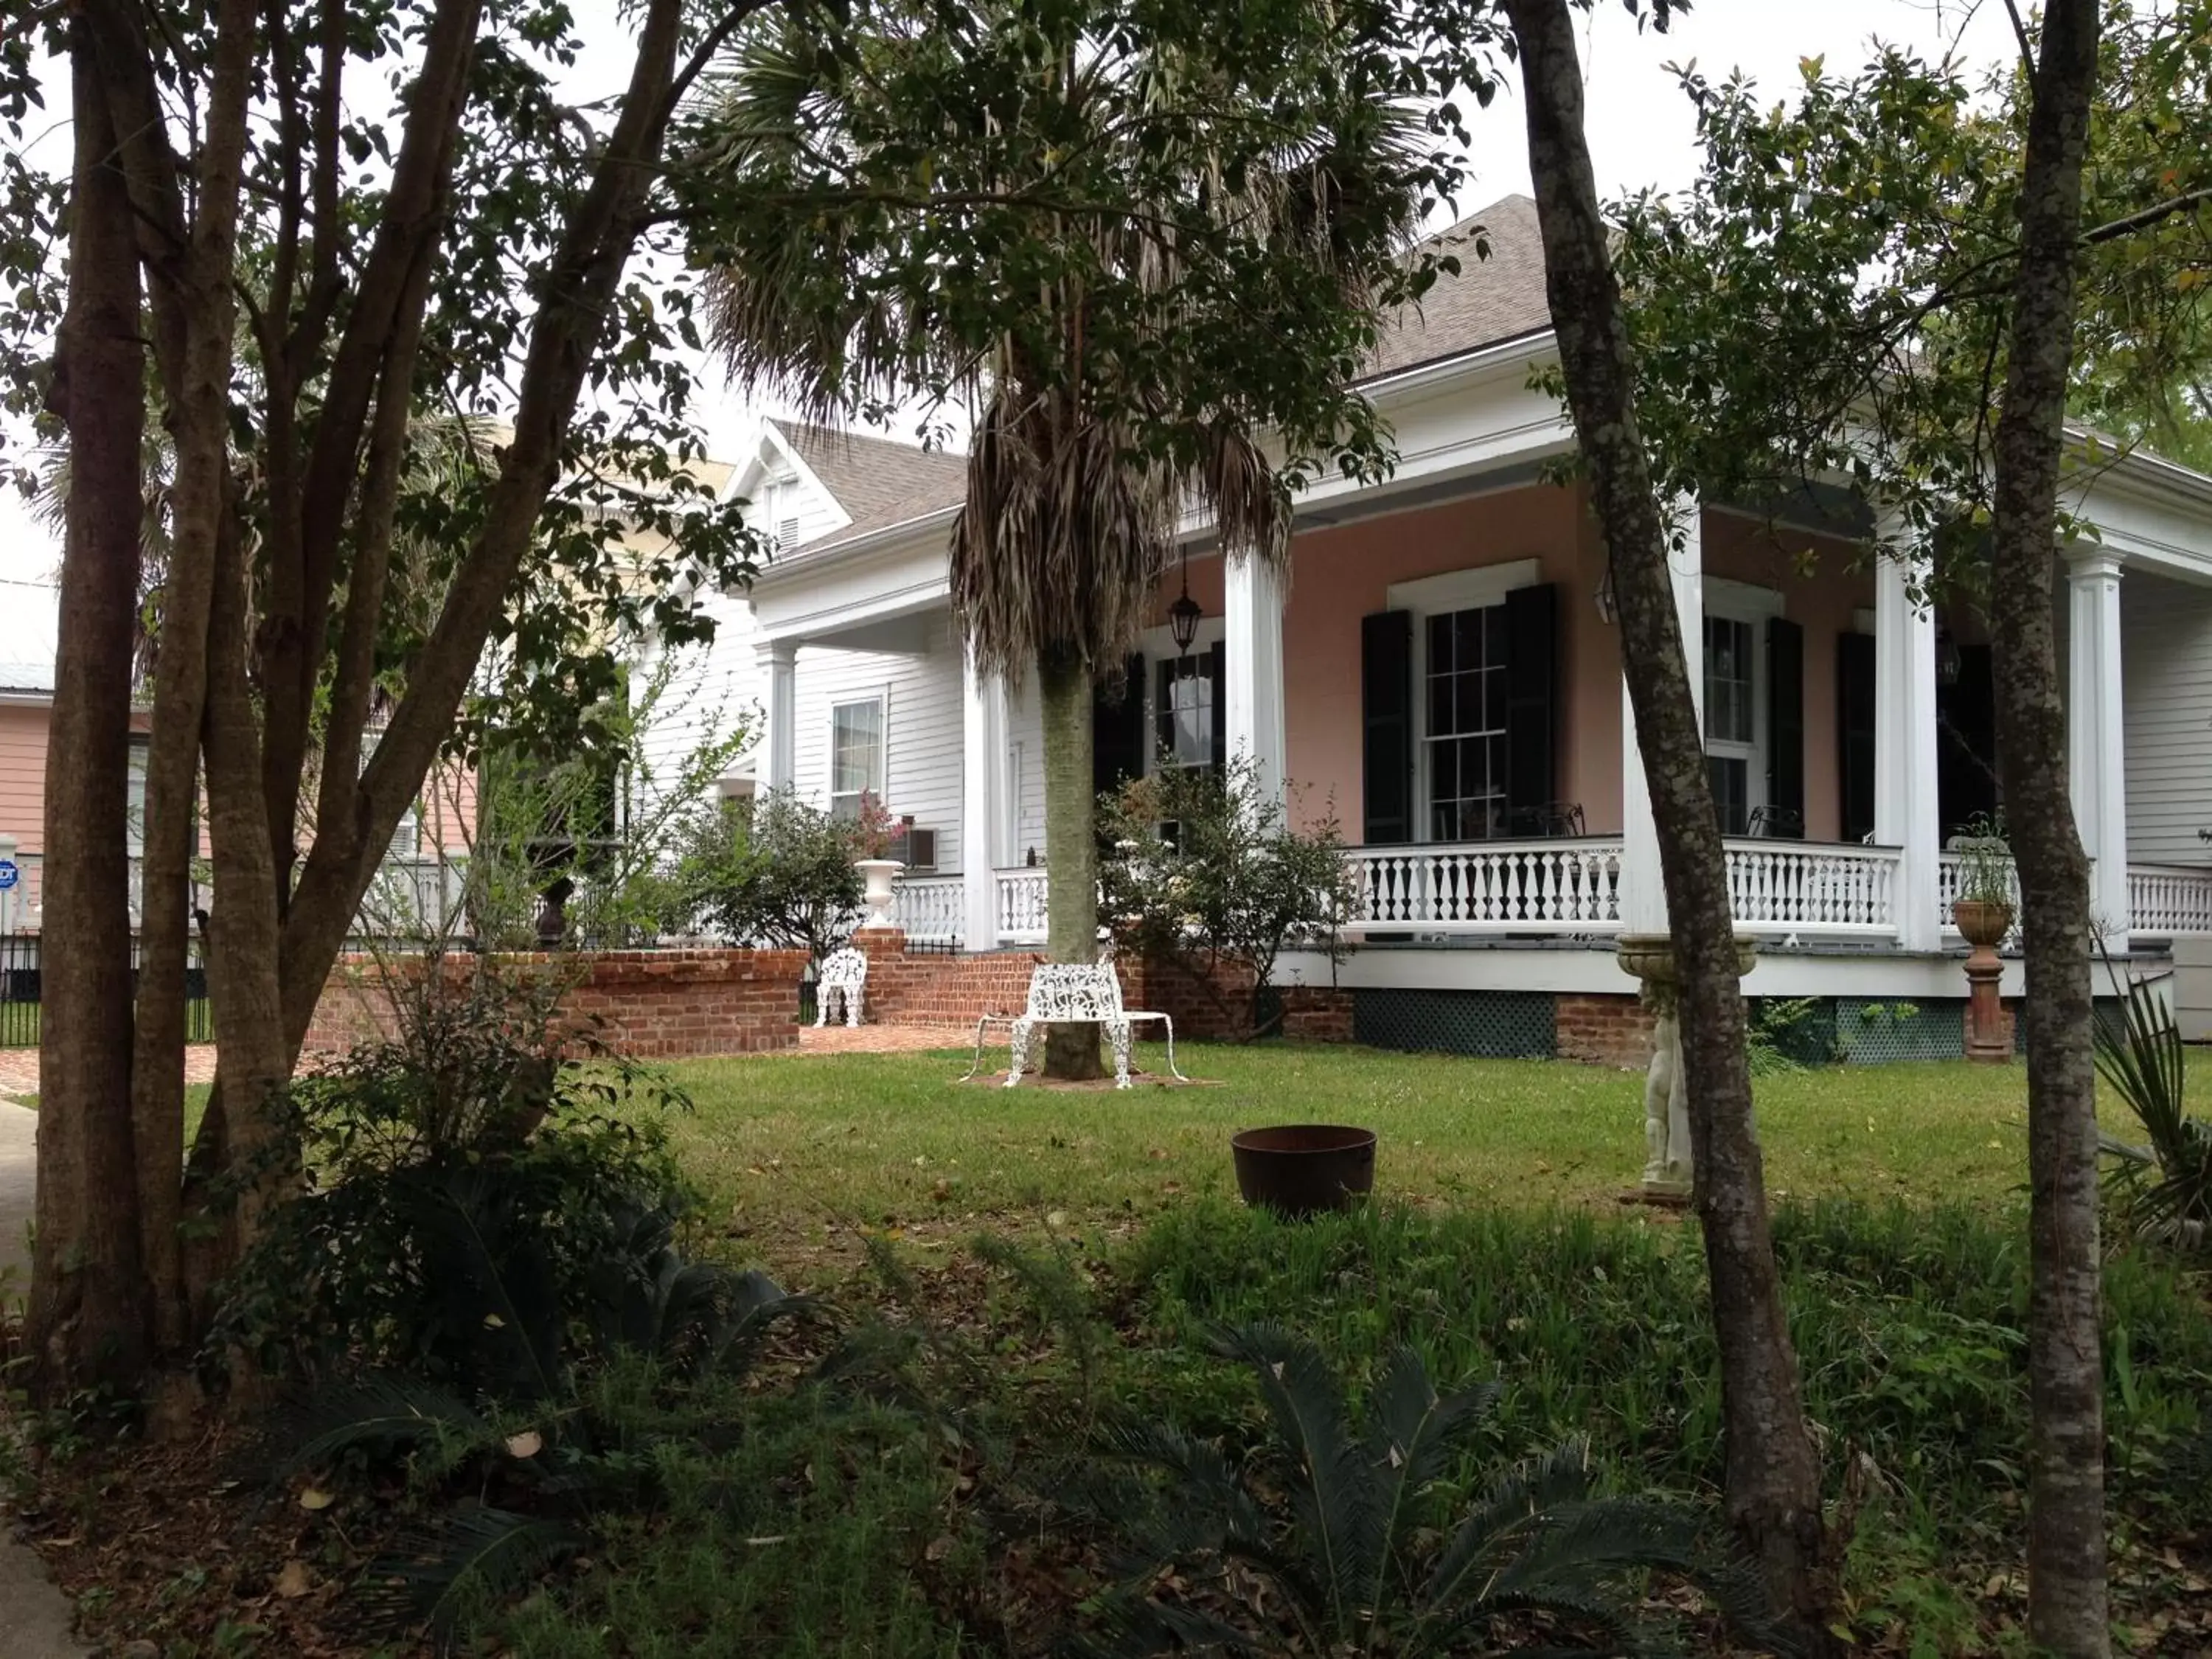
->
758;195;1556;556
765;420;969;551
1364;194;1551;380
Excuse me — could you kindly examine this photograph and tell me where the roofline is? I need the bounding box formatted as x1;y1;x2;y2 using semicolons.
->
752;332;1567;585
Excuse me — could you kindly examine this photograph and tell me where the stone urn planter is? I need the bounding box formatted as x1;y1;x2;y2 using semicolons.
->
1952;898;2015;1063
1615;932;1759;1204
855;857;904;930
1231;1124;1376;1218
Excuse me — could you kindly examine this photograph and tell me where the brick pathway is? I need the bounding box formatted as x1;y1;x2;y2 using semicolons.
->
0;1045;220;1102
790;1023;973;1055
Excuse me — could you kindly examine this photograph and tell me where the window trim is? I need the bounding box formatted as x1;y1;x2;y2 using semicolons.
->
1387;560;1543;844
827;689;890;820
1700;579;1786;835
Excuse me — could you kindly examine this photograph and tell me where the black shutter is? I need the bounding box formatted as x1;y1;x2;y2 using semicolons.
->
1503;583;1558;823
1093;653;1147;800
1361;610;1413;844
1208;640;1228;779
1836;633;1877;844
1766;616;1805;838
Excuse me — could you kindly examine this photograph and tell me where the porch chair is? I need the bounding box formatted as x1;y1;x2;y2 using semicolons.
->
814;946;867;1029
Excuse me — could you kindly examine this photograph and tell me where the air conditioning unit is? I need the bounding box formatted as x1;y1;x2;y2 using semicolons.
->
891;824;938;872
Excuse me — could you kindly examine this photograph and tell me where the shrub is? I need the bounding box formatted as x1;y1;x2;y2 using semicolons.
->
665;785;866;961
1099;758;1357;1038
2096;964;2212;1251
1076;1324;1774;1658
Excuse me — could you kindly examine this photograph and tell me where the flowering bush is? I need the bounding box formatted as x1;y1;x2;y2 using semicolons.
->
1099;759;1356;1038
849;790;902;860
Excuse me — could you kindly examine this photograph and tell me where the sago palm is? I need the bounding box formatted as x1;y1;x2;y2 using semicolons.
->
682;0;1438;1074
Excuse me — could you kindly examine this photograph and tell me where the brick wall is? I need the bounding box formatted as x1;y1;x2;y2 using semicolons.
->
305;947;810;1060
1119;951;1354;1043
1554;991;1656;1068
850;929;1043;1025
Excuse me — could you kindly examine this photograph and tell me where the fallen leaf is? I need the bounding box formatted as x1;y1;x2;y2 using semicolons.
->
296;1487;335;1512
506;1430;544;1459
274;1559;314;1599
1045;1210;1069;1228
925;1534;957;1562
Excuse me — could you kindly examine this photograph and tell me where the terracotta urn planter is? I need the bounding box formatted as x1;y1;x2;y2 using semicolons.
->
855;858;904;930
1951;899;2014;950
1952;899;2015;1062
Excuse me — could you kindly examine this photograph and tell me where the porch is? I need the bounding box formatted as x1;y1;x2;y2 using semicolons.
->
888;843;2212;950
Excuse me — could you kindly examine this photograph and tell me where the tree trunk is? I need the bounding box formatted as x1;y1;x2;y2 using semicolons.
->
129;0;257;1363
1038;644;1103;1079
29;39;150;1395
1502;0;1837;1641
1986;3;2109;1649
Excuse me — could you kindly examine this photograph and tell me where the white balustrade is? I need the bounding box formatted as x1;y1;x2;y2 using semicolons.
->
1346;839;1624;934
1722;840;1899;936
2127;864;2212;936
994;867;1049;944
891;874;967;944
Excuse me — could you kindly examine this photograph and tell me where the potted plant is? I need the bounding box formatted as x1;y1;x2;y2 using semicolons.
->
849;791;904;929
1950;812;2014;947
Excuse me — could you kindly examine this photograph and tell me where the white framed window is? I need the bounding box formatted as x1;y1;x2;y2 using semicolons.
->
828;695;886;821
1700;579;1785;838
1160;658;1216;771
757;474;802;554
1387;558;1541;844
1423;607;1509;841
359;727;422;856
125;737;149;856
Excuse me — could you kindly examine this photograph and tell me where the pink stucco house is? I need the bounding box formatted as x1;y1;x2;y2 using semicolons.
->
650;195;2212;1059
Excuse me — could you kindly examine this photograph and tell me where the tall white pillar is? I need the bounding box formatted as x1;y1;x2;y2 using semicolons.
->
961;647;1006;951
1875;544;1942;951
758;638;798;790
2067;549;2129;945
1619;498;1704;934
1223;552;1288;804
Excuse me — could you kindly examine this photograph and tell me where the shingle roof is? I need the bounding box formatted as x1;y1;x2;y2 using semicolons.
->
1364;194;1552;380
765;196;1554;549
768;420;969;551
0;580;58;695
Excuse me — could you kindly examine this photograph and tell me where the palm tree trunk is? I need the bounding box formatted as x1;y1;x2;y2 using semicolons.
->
1038;644;1103;1079
1986;2;2109;1649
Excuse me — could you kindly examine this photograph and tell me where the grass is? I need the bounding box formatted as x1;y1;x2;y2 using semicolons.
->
657;1041;2047;1246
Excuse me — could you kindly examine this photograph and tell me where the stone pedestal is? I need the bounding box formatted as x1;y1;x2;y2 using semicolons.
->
1953;900;2014;1065
1615;932;1759;1203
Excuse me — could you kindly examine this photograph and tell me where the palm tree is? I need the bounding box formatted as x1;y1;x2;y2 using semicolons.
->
686;0;1439;1075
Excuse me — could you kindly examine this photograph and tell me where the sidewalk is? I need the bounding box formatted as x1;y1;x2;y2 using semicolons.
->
0;1100;91;1658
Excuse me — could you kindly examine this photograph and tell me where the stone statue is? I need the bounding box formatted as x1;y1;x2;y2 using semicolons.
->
1638;976;1692;1197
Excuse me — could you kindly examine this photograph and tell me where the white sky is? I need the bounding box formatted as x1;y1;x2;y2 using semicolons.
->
0;0;2017;583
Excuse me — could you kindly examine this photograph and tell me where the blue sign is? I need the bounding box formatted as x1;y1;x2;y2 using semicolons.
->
0;861;17;891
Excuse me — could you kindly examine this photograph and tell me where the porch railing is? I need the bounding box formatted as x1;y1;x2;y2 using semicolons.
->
1346;838;1625;933
2128;864;2212;936
891;874;966;944
995;867;1049;944
1722;839;1900;936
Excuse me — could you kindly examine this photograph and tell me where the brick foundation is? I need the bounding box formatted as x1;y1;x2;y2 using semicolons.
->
1118;952;1354;1043
846;929;1045;1024
305;947;810;1060
1554;991;1656;1069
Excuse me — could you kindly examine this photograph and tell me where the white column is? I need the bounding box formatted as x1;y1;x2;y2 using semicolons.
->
757;638;798;790
1223;552;1288;804
961;647;1006;951
1619;498;1704;934
2067;549;2129;945
1875;543;1941;951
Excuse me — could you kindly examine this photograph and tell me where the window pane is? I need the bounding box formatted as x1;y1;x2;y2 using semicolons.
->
1429;675;1455;737
1170;675;1209;765
831;700;883;799
1708;755;1749;835
1427;613;1454;672
1485;603;1509;659
1454;608;1485;664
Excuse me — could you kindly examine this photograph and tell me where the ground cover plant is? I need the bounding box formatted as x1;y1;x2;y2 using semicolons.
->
14;1043;2212;1656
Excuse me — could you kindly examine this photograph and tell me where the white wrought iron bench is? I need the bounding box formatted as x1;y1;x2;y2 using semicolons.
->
814;946;867;1029
964;962;1186;1089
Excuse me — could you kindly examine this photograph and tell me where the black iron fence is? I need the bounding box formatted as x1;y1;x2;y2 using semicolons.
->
0;933;214;1048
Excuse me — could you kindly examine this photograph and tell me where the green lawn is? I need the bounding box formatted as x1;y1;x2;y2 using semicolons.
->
658;1042;2056;1252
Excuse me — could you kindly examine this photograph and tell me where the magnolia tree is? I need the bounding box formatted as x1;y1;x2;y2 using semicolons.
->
1099;762;1355;1040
